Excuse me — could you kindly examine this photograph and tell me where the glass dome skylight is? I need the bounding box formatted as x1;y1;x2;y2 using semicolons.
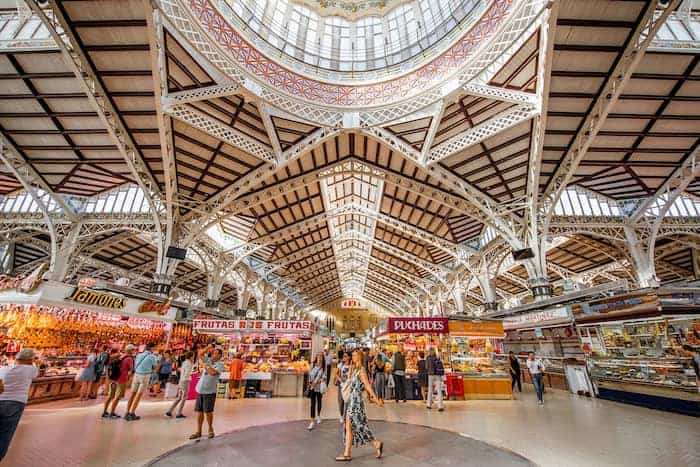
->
224;0;483;74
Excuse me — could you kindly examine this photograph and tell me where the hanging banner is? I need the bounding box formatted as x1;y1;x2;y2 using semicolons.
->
193;319;315;333
386;317;449;334
0;263;47;293
139;299;171;315
341;299;364;309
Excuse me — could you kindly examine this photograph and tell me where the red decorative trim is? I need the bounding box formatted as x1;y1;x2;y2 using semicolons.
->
190;0;513;107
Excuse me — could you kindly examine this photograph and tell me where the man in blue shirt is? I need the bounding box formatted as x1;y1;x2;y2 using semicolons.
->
190;348;224;440
125;343;158;421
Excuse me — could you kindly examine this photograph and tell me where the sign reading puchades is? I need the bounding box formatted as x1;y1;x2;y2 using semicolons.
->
386;318;449;334
193;319;315;333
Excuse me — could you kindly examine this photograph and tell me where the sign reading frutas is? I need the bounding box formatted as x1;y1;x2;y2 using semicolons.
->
65;287;126;309
387;318;449;334
0;263;47;293
139;300;171;315
193;319;314;332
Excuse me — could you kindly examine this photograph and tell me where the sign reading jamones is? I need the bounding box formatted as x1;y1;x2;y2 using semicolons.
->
193;319;315;333
387;318;449;334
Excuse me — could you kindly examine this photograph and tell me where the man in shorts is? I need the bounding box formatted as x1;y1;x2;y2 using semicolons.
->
102;344;134;419
125;343;157;421
190;348;224;440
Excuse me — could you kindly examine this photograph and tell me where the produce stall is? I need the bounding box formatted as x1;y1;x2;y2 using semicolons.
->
574;292;700;416
0;275;176;404
192;319;314;397
447;319;512;400
375;317;450;400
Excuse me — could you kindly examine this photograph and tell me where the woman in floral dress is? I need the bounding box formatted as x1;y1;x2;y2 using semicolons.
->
335;349;384;462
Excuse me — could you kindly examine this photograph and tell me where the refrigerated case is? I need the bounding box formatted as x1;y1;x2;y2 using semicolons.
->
576;312;700;416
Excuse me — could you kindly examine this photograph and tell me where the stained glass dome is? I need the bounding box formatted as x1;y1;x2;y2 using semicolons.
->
223;0;485;78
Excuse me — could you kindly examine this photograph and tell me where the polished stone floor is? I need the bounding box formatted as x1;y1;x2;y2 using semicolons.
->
149;420;534;467
6;385;699;467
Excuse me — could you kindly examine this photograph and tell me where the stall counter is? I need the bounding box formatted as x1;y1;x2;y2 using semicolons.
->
27;374;80;404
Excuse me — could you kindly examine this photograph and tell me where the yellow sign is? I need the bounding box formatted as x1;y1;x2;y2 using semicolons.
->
65;287;126;309
448;320;504;337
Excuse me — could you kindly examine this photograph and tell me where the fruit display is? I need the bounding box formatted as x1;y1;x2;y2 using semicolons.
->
0;304;167;358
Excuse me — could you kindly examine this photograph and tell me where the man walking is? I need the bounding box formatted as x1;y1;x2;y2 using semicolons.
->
391;348;407;403
324;349;333;386
190;347;224;440
125;343;158;421
426;348;444;412
0;348;38;461
526;352;545;405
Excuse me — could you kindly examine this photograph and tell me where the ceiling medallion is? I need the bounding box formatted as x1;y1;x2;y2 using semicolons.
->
301;0;412;19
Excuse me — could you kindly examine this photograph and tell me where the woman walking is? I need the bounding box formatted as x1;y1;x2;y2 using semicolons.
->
336;349;384;462
166;351;193;418
335;351;351;421
77;349;98;401
307;352;326;430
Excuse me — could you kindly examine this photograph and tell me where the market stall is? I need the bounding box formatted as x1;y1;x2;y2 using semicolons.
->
447;319;511;400
375;317;450;400
574;292;700;416
502;306;592;394
0;274;177;404
192;319;314;397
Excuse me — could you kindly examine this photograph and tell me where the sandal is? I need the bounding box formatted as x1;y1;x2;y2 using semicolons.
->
208;432;215;439
375;441;384;459
335;456;352;462
189;432;202;440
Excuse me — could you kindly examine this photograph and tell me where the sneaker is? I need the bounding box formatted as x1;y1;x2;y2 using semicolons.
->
124;413;133;421
438;408;445;412
131;414;141;421
101;412;110;418
165;412;172;418
110;413;121;419
315;416;321;425
426;406;432;410
538;400;544;405
175;414;186;419
307;422;315;430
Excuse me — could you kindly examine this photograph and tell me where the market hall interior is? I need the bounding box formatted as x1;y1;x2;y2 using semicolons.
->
0;0;699;466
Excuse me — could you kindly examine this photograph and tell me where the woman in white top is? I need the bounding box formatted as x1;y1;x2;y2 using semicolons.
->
166;351;194;418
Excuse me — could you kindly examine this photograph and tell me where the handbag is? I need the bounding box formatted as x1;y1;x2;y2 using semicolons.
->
306;388;315;398
319;381;327;394
341;379;352;403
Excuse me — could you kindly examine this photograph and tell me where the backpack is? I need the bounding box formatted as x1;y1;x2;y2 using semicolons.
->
108;357;122;381
434;357;445;376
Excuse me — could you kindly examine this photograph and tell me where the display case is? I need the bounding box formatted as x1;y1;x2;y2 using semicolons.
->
588;356;697;392
577;314;700;416
449;336;508;377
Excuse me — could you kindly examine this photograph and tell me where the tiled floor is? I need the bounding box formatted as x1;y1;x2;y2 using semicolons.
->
5;386;699;467
148;420;535;467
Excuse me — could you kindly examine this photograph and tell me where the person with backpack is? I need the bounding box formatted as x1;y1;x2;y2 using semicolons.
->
426;348;445;412
125;343;157;421
102;344;135;419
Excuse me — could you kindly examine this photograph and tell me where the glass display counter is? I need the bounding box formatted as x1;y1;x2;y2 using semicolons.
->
577;315;700;416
